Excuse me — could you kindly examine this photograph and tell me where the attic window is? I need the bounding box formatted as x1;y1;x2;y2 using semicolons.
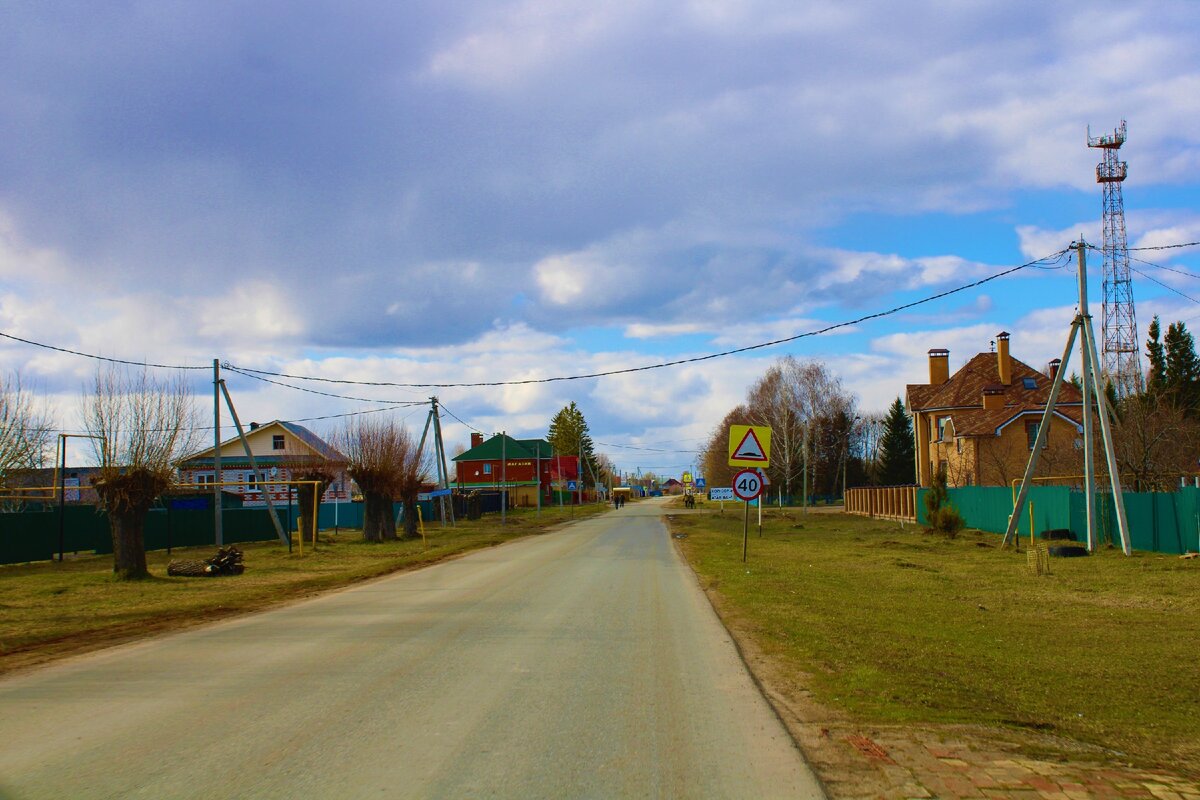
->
272;434;285;450
1022;377;1037;390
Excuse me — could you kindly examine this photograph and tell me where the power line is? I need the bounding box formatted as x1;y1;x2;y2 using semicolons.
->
1123;267;1200;309
222;365;426;406
437;403;486;434
0;331;209;370
1126;241;1200;252
1127;253;1200;281
594;441;702;454
226;249;1070;389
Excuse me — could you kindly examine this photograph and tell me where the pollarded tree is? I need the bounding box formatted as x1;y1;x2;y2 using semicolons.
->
279;440;346;546
83;367;200;580
877;397;915;485
340;417;427;542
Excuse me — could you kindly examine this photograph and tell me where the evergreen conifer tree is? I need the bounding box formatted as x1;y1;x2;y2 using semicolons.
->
1164;321;1200;416
1145;315;1167;396
547;402;598;482
877;397;915;485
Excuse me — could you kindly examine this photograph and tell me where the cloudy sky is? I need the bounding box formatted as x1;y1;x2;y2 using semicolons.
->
2;1;1199;476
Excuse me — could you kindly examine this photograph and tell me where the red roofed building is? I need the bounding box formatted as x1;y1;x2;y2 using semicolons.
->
906;332;1086;488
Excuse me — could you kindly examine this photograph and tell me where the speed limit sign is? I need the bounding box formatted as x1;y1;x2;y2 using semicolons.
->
731;469;764;501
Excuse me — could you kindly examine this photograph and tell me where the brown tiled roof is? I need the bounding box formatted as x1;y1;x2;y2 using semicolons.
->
947;404;1083;437
906;352;1084;437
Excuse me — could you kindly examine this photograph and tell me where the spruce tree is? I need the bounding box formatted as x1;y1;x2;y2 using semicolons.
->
547;402;598;482
1164;321;1200;416
1145;315;1167;396
877;397;916;485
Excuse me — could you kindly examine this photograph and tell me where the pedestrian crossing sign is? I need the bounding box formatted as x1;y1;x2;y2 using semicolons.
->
727;424;772;467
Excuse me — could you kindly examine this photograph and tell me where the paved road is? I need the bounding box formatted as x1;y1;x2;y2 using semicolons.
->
0;498;824;799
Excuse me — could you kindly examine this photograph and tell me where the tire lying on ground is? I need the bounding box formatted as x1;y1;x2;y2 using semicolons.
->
1048;544;1089;558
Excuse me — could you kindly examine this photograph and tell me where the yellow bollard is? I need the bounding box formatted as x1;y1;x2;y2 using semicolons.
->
417;504;426;546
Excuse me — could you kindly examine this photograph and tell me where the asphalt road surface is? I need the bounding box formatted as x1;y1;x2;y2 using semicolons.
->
0;498;825;799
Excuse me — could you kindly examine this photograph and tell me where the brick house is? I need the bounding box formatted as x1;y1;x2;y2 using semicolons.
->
178;420;352;506
452;433;579;506
906;332;1086;488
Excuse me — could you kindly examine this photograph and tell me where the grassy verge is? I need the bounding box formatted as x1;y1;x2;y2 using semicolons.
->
670;507;1200;770
0;503;605;675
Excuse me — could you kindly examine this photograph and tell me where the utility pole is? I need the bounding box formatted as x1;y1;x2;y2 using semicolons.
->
213;358;223;546
430;397;455;525
1003;241;1131;554
578;432;584;507
501;431;507;526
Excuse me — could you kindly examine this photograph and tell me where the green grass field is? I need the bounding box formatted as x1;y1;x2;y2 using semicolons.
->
0;503;604;674
670;507;1200;770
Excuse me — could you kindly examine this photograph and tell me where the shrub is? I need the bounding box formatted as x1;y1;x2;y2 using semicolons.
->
924;465;963;538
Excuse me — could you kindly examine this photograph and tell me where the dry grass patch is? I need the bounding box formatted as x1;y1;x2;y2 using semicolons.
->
670;508;1200;773
1;503;605;674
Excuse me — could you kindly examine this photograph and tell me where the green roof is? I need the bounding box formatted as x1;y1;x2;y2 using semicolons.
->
453;434;555;462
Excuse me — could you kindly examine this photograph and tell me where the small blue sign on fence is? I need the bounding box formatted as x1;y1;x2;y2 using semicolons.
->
566;481;578;492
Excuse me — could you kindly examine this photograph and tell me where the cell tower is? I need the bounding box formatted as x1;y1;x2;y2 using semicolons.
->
1088;120;1142;397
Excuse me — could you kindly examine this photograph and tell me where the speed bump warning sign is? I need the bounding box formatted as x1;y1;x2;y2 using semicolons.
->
727;424;771;468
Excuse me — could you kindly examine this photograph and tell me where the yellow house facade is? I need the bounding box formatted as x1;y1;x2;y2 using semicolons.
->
906;332;1086;488
178;420;353;506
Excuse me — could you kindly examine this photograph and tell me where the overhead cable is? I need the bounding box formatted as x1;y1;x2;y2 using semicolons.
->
0;331;208;370
226;249;1070;389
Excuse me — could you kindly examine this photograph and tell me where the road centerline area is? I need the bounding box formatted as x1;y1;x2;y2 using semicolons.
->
0;498;824;799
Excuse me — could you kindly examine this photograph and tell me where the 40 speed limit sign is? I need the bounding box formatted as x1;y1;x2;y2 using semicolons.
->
731;469;764;501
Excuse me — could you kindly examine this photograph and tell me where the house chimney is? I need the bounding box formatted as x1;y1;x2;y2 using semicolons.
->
982;384;1005;411
1047;358;1061;381
249;422;259;431
471;432;484;448
996;331;1012;385
928;348;950;385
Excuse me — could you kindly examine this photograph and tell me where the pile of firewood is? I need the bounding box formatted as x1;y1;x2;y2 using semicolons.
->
167;546;245;577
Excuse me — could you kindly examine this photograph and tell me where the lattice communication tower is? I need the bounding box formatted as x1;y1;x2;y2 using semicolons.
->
1088;120;1142;397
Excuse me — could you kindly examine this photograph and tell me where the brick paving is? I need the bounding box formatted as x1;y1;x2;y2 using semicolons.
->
802;725;1199;800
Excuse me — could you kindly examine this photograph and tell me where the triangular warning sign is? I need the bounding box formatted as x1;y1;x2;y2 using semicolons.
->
731;429;767;461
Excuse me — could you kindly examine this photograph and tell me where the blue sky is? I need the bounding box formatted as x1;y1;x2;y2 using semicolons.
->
1;1;1199;476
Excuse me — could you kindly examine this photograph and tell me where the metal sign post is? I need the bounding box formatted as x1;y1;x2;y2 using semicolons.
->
732;469;764;562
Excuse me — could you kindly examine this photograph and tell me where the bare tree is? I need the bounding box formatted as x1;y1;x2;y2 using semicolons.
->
279;440;345;544
340;417;428;542
1114;394;1200;491
82;367;200;579
0;373;54;494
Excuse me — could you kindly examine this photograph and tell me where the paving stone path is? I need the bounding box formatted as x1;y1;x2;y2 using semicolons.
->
797;723;1198;800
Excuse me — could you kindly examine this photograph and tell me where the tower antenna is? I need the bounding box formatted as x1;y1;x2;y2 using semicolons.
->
1088;120;1142;397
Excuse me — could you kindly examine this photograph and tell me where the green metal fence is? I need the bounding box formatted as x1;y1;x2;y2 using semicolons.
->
916;486;1200;555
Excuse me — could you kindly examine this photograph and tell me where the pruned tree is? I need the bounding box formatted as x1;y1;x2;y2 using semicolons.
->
0;373;54;495
340;417;427;542
82;367;200;580
279;440;346;544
